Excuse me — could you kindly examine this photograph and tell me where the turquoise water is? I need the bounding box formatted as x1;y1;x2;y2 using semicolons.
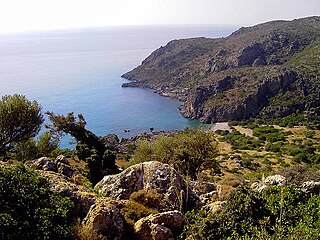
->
0;25;235;146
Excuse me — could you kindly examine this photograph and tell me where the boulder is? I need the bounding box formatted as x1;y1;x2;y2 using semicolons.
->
82;199;126;240
26;156;84;179
26;157;57;172
134;210;184;240
301;181;320;194
95;161;200;210
251;175;287;192
263;175;287;186
199;191;217;204
39;171;96;218
55;155;70;165
190;180;216;195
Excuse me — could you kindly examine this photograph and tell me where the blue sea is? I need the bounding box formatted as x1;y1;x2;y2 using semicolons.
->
0;25;236;147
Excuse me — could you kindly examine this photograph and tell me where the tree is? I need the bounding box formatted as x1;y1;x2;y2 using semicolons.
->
46;112;118;184
0;94;43;154
0;164;74;240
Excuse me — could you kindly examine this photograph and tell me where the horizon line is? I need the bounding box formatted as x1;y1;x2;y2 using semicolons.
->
0;23;241;35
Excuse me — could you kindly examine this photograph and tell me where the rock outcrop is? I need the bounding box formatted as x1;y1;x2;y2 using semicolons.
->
81;199;127;240
180;70;297;123
39;171;96;218
134;210;184;240
95;161;200;210
26;155;84;178
301;181;320;194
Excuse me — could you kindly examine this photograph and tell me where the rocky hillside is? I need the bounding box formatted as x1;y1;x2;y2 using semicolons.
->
122;16;320;123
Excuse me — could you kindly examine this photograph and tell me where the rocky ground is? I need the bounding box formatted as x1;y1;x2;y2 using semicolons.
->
10;154;319;240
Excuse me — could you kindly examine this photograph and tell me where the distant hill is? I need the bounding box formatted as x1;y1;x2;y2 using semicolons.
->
122;16;320;125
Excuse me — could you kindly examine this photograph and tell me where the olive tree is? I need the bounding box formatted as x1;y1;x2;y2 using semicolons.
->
46;112;118;184
0;94;43;153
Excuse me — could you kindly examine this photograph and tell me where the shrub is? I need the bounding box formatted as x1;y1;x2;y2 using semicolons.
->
0;164;74;240
120;192;159;227
220;130;262;150
304;130;315;138
130;189;164;210
252;126;286;143
265;143;282;152
0;94;43;154
71;219;105;240
132;129;218;179
12;132;60;161
181;185;320;239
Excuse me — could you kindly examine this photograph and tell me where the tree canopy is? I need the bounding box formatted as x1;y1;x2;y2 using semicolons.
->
0;94;43;154
46;112;118;184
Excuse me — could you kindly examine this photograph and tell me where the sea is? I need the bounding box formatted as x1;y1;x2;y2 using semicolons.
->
0;25;236;147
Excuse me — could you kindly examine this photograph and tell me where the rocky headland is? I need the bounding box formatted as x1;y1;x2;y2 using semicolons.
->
122;16;320;123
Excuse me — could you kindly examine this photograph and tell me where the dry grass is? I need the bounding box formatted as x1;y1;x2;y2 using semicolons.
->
234;126;254;137
71;220;105;240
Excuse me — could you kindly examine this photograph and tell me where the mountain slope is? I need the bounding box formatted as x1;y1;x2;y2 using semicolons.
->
122;17;320;124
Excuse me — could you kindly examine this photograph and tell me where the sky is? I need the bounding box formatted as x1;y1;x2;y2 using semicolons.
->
0;0;319;33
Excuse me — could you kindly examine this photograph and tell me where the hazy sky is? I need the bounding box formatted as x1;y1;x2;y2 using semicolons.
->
0;0;319;33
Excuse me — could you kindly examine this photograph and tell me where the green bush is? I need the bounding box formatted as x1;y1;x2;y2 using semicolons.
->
0;165;74;240
120;190;159;226
265;142;282;152
12;132;60;161
132;129;218;180
220;130;262;150
304;130;315;138
181;185;320;239
252;126;286;143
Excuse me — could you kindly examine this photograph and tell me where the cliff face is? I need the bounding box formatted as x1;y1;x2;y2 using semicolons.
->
122;16;320;123
180;71;297;122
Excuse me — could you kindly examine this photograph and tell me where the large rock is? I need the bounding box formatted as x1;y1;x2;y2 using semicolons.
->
301;181;320;194
26;157;57;172
236;43;265;66
26;155;84;179
95;161;200;210
82;199;127;240
263;175;287;186
251;174;287;192
39;171;96;218
134;210;184;240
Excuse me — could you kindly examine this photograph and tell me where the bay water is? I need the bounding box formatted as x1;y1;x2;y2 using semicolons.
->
0;25;236;147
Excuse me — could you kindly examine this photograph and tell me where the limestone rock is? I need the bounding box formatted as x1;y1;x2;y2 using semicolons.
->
263;175;287;186
301;181;320;194
199;191;217;205
134;210;184;240
236;43;265;66
190;180;216;196
95;161;200;210
26;156;84;179
26;157;57;172
55;155;70;165
39;171;96;218
82;199;126;240
251;175;287;192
